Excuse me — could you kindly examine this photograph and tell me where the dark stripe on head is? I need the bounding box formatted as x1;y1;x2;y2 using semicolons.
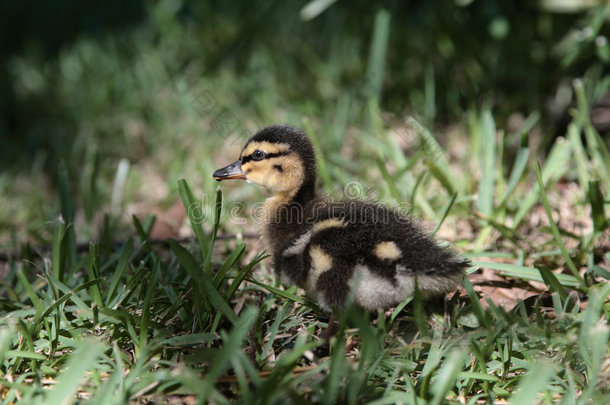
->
241;150;291;164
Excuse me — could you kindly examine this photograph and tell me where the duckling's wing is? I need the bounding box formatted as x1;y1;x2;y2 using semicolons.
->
306;200;467;310
311;200;467;272
274;229;312;286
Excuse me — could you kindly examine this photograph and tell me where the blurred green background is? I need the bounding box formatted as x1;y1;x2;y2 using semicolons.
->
1;0;609;248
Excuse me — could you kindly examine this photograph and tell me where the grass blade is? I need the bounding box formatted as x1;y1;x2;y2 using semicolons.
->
248;278;304;304
213;243;246;288
425;159;457;196
431;192;457;235
498;131;530;208
57;161;76;268
462;277;489;328
17;269;44;314
168;239;210;324
138;260;159;351
390;296;412;325
535;162;584;285
207;186;223;266
365;9;391;102
299;0;339;21
226;253;266;301
4;350;47;361
199;306;258;399
509;361;556;405
169;240;237;325
475;260;581;288
105;237;134;307
588;180;608;232
326;329;347;404
376;155;403;202
0;327;14;363
51;216;67;285
45;340;106;405
578;283;610;402
413;278;428;334
537;266;569;300
259;304;289;364
473;211;527;249
430;349;466;405
132;214;156;242
477;109;497;217
178;178;208;259
87;243;103;308
568;123;590;190
408;117;458;195
513;137;571;227
303;118;333;192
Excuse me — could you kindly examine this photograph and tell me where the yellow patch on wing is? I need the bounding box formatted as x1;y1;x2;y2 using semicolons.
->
312;218;347;234
373;241;402;261
306;245;332;292
310;245;332;272
241;141;290;157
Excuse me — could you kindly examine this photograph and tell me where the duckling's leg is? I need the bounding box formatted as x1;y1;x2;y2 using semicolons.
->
313;313;338;358
315;263;353;312
319;313;339;343
313;264;352;349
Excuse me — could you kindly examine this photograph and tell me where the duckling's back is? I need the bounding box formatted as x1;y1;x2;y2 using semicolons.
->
276;199;468;312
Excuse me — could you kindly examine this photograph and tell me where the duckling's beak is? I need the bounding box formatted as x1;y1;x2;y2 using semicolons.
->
213;160;247;181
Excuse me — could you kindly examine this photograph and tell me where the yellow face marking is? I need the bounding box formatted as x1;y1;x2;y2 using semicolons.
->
312;218;347;234
241;148;305;200
306;245;332;293
241;141;290;158
373;241;402;261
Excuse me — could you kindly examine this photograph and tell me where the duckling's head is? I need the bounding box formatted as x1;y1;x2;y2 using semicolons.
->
213;125;316;202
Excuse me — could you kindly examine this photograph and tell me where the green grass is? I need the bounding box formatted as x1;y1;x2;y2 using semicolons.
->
1;108;609;403
2;3;610;404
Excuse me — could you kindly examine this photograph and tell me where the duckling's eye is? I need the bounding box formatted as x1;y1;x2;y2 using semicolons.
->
252;150;266;161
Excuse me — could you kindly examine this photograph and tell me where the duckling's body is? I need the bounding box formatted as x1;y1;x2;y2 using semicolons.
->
214;125;467;312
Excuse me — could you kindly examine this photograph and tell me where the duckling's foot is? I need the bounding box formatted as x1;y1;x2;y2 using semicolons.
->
313;344;329;358
313;316;337;358
312;314;339;358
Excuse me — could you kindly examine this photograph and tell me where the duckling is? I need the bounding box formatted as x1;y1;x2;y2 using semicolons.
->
213;125;468;314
